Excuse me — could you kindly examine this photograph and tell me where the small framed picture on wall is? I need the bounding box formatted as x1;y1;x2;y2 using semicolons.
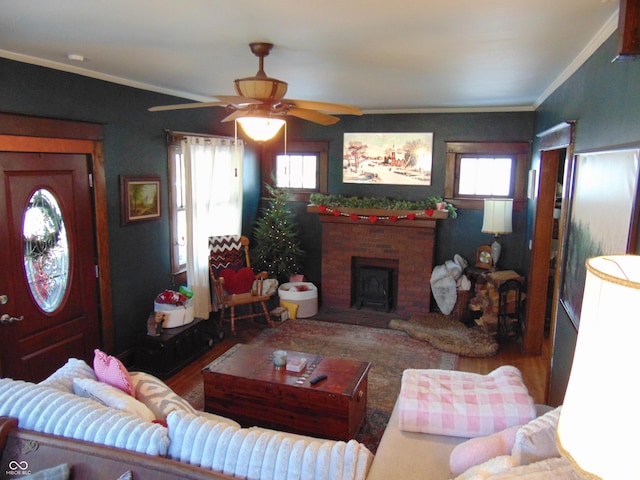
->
120;175;161;225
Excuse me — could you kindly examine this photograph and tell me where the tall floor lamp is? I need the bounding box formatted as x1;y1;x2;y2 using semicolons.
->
481;198;513;268
557;255;640;480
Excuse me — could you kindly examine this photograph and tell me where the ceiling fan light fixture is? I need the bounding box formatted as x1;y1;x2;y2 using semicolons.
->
234;77;288;102
236;116;286;141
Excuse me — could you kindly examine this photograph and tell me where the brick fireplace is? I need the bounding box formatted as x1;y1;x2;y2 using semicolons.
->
315;212;440;316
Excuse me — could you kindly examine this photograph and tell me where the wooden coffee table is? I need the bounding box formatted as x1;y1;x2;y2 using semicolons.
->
202;344;370;441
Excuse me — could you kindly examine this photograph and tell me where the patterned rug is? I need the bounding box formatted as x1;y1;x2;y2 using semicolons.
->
184;319;457;453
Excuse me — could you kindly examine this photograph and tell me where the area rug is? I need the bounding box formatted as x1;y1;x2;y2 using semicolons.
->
389;313;499;357
183;318;457;453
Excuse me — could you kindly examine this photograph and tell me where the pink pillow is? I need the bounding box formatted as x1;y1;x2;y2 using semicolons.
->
449;425;520;475
219;267;255;294
93;349;134;396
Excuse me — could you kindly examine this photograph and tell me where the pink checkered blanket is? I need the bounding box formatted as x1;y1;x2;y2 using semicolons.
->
398;366;536;437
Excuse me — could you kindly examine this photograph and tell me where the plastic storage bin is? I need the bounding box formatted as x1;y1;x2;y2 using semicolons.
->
154;298;195;328
278;282;318;318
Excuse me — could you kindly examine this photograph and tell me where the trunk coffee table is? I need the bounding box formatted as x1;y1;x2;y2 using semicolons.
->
202;344;371;441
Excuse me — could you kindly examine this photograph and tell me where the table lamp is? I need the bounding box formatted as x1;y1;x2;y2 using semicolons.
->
481;198;513;267
557;255;640;480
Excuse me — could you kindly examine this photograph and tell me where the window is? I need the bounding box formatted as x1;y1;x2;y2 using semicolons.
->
445;141;529;209
167;133;243;285
264;141;328;201
458;157;513;196
168;138;187;275
276;154;317;189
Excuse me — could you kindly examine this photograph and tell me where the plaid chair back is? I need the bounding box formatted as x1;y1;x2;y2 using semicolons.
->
208;235;247;278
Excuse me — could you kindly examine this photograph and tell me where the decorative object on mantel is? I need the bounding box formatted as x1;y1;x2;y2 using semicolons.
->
389;314;498;357
308;193;457;222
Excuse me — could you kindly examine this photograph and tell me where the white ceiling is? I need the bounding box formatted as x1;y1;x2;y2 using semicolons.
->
0;0;620;113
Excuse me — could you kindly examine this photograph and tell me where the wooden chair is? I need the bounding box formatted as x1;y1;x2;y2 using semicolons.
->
208;235;275;335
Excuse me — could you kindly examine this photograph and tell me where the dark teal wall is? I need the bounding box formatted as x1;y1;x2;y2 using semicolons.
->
0;58;260;353
279;112;535;286
533;32;640;405
0;56;539;355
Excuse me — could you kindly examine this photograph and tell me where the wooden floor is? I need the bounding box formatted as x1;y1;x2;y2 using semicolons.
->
165;310;552;405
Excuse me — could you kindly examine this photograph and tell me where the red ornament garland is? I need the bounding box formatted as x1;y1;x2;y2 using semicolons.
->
316;205;442;222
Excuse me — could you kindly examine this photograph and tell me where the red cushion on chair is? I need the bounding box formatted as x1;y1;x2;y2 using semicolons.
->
219;267;255;294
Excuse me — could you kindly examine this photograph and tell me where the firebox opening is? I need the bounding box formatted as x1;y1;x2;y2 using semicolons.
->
352;257;399;312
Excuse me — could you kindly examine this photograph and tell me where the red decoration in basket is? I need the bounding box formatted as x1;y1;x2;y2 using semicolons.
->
425;209;434;217
407;213;416;221
389;216;398;222
369;215;378;223
350;214;358;221
318;205;327;213
156;290;187;306
333;210;342;216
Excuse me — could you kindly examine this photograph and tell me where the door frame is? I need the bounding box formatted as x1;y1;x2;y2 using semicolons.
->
0;113;113;351
525;121;574;356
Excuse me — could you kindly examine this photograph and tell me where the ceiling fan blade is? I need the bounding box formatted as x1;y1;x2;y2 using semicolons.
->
213;95;262;106
287;108;340;126
149;95;262;112
148;101;227;112
220;109;249;123
286;99;362;116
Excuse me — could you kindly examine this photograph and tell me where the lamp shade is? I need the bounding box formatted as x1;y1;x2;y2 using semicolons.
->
236;117;286;142
557;255;640;480
481;198;513;235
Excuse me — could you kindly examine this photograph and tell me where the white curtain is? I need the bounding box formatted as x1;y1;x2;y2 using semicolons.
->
183;136;243;318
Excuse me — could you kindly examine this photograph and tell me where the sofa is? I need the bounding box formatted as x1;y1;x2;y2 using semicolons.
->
0;355;373;480
1;357;576;480
368;368;581;480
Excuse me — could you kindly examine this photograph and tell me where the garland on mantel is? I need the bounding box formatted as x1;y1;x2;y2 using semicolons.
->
309;193;457;222
315;204;446;223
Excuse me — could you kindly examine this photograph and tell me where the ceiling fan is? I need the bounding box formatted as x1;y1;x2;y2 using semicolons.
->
149;42;362;139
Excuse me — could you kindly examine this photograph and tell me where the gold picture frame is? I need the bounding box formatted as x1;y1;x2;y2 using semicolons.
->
120;175;161;225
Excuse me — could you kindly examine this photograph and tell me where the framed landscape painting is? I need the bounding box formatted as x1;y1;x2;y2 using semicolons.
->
343;132;433;185
120;175;161;225
559;147;640;328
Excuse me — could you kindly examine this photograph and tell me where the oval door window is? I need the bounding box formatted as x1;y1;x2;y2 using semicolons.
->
22;189;70;313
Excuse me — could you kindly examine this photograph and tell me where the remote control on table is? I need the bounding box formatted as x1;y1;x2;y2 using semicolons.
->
310;374;327;385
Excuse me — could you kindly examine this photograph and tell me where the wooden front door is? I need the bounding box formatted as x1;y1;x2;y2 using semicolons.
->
0;152;101;381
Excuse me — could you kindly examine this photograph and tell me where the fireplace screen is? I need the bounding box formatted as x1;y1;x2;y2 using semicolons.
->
355;266;394;312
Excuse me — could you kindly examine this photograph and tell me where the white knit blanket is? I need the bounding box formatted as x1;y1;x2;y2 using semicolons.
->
0;378;169;456
167;410;374;480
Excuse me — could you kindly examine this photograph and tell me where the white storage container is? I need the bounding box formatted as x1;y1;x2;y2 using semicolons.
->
154;298;194;328
278;282;318;318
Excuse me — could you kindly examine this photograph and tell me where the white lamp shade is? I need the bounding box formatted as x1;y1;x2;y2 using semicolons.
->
481;198;513;234
236;117;286;142
557;255;640;480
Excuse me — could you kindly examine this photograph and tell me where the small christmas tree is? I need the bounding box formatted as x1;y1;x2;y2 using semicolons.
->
252;183;305;283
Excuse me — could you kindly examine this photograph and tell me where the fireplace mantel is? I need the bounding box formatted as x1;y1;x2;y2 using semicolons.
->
307;204;448;228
